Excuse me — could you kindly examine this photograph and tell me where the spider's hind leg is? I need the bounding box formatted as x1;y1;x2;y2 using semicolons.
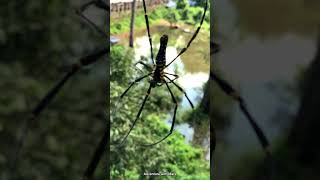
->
140;81;178;146
119;85;153;145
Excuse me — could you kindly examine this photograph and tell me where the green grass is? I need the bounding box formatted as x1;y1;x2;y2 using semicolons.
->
111;6;210;35
111;6;169;34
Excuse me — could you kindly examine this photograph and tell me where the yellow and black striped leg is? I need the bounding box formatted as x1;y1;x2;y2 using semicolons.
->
120;73;151;99
142;0;155;65
119;85;152;145
164;72;179;81
134;61;153;72
165;0;208;68
141;81;177;146
164;75;194;108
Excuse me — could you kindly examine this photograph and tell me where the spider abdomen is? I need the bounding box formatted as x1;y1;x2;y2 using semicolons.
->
151;34;169;84
155;34;168;67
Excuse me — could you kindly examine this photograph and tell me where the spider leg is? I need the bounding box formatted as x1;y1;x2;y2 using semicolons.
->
165;0;208;68
210;71;270;155
164;72;179;81
142;0;155;65
120;73;151;98
82;124;109;180
119;85;152;145
76;0;108;39
11;48;109;173
140;81;177;146
134;61;153;72
164;75;194;108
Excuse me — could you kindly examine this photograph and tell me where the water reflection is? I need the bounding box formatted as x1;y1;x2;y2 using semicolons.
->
214;0;318;179
216;34;316;162
219;35;316;84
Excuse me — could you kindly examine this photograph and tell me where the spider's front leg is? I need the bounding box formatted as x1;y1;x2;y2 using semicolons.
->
142;0;155;64
165;0;208;68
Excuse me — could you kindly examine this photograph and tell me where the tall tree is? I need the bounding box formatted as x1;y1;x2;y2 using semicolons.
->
129;0;136;47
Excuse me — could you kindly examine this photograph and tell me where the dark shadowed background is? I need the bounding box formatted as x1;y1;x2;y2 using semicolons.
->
0;0;107;179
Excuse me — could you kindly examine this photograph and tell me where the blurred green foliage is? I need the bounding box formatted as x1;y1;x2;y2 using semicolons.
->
110;45;210;179
176;0;189;9
0;0;107;179
110;7;168;34
111;1;210;35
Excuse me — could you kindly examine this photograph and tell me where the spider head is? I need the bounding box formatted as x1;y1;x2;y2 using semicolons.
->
160;34;168;45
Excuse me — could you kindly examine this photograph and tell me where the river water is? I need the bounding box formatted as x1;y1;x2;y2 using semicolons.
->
213;0;319;179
